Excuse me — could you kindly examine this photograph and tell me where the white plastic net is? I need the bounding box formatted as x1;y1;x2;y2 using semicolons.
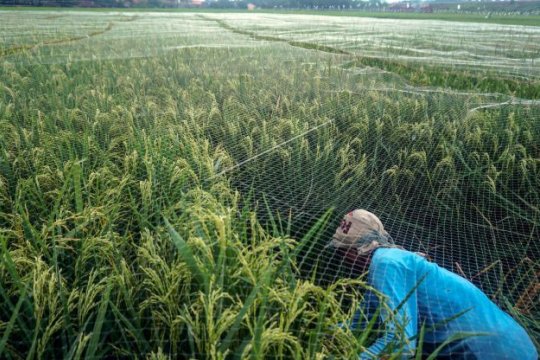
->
0;10;539;359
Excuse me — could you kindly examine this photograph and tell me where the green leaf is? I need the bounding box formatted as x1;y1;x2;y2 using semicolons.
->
426;332;489;360
72;161;84;213
0;288;26;356
164;217;210;292
221;269;271;354
86;282;112;359
414;323;426;360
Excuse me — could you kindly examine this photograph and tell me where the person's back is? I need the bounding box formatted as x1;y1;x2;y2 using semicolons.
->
367;248;537;359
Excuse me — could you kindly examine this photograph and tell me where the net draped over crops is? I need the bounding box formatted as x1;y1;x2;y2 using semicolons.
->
0;10;539;359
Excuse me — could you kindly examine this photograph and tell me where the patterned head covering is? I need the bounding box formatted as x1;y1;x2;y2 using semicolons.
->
328;209;395;255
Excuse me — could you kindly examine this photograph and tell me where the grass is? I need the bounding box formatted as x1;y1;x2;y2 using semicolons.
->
0;10;539;359
0;6;540;26
342;57;540;99
1;7;540;27
211;18;540;99
261;10;540;27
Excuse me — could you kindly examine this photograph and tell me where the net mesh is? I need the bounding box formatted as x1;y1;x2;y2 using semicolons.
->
0;10;539;359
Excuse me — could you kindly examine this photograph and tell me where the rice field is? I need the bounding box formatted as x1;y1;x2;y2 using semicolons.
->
0;10;539;359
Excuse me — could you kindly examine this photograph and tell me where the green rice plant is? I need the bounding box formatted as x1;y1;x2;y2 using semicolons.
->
0;10;539;359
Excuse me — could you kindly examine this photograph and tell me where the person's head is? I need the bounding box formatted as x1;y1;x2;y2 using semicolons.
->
327;209;395;271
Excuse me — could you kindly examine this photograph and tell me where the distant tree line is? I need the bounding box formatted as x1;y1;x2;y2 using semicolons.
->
0;0;384;9
0;0;176;7
0;0;121;6
208;0;369;9
1;0;538;13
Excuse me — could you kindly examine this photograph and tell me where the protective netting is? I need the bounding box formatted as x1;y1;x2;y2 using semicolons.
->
0;10;539;359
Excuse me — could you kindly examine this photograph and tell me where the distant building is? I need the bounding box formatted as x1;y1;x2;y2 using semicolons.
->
387;2;434;13
420;3;433;12
388;2;414;12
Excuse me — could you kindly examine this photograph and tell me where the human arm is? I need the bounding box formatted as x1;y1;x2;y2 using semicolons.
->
359;255;419;360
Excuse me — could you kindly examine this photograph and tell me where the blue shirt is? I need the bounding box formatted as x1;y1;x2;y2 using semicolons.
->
350;248;537;359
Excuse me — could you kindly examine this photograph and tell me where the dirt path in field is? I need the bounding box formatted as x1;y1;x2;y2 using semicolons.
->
205;16;351;56
0;15;139;58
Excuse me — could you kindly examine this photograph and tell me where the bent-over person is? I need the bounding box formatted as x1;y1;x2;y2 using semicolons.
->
328;209;537;360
